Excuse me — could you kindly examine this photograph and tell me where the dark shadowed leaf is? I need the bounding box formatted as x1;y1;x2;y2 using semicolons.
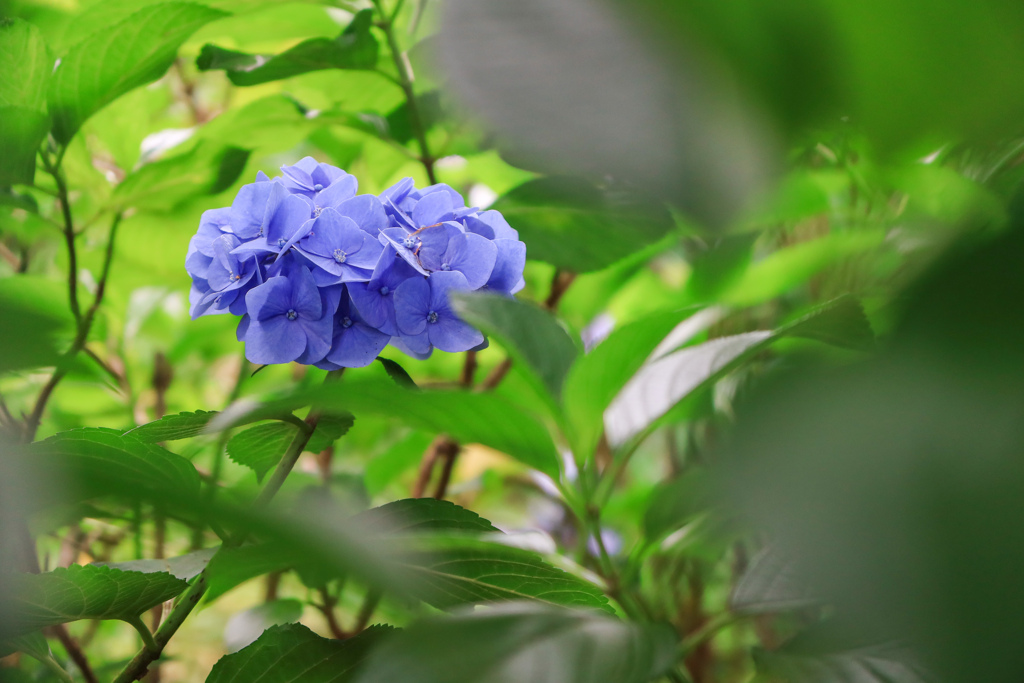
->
114;142;250;211
227;422;298;483
207;623;392;683
48;2;228;143
196;9;377;86
94;547;219;581
306;412;355;453
2;565;187;637
376;356;417;388
731;547;819;615
642;467;714;539
490;177;674;272
450;291;578;403
354;603;676;683
0;631;50;661
351;498;498;535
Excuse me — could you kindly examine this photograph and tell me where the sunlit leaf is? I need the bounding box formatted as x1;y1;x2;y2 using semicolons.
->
306;412;355;453
0;18;50;185
94;547;219;581
125;410;219;442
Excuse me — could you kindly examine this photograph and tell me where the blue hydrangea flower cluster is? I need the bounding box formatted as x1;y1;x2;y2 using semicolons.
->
186;157;526;367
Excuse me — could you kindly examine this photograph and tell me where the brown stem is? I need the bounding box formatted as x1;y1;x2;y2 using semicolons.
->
459;349;477;387
352;588;382;634
430;440;460;500
317;588;348;640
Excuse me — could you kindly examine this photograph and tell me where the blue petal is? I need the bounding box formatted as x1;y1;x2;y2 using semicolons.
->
445;232;497;290
266;193;314;249
230;179;278;239
427;270;472;314
314;174;358;210
390;332;432;360
394;276;431;336
290;265;323;319
428;313;484;353
379;228;430;276
412;190;454;227
486;239;527;293
245;314;307;364
245;276;292;322
324;322;390;368
416;223;459;271
334;195;389;235
466;210;518;240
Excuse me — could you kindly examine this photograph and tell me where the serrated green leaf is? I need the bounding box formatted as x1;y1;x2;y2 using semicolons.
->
490;177;673;272
48;2;229;144
114;142;250;211
227;422;298;483
305;412;355;454
94;547;219;581
3;565;188;637
779;295;875;353
29;428;202;510
125;410;219;442
351;498;499;535
207;623;392;683
224;599;303;654
450;292;577;404
401;537;612;613
196;9;377;86
354;603;676;683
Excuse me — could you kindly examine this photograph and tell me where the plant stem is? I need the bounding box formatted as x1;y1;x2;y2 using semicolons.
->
372;0;437;184
125;615;158;653
23;211;123;443
41;152;81;325
677;611;739;658
112;370;344;682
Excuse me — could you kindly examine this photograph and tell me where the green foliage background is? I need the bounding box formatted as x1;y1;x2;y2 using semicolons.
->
1;0;1024;682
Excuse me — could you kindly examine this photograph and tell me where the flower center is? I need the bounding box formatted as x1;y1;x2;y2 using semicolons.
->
341;316;353;328
379;285;390;296
427;310;439;324
286;309;298;320
277;238;287;248
314;206;323;217
314;183;324;192
440;263;451;271
333;248;347;264
402;236;417;249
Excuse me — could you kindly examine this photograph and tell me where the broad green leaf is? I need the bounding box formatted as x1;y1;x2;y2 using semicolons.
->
3;565;187;637
196;9;378;86
0;282;69;375
305;412;355;453
113;142;250;211
351;498;499;535
125;410;219;442
48;2;228;144
0;19;50;185
94;547;219;581
490;177;674;272
216;378;561;477
207;623;391;683
354;603;676;683
0;630;50;662
400;537;612;613
29;428;202;509
731;547;819;615
562;307;714;458
450;291;578;403
604;297;874;446
227;422;298;483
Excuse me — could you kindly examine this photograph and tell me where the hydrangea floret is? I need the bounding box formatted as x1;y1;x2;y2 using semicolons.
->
186;157;526;366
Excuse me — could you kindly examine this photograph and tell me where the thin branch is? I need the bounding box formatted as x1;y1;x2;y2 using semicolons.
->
352;588;382;633
316;587;349;640
372;0;437;184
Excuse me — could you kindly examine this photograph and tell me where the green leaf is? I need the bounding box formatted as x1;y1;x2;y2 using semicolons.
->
3;565;188;637
196;9;378;86
490;177;674;272
604;297;874;446
354;603;676;683
642;467;714;539
224;599;303;653
351;498;499;535
29;428;202;509
400;537;612;613
125;410;219;442
113;142;250;211
305;412;355;453
216;378;561;477
206;544;294;602
731;547;819;615
227;422;299;483
48;2;229;144
0;630;50;662
450;292;578;403
0;19;50;185
0;280;69;375
376;356;418;389
207;623;392;683
94;547;219;581
562;307;714;458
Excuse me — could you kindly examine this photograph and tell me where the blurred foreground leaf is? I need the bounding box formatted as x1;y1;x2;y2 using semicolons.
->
354;603;676;683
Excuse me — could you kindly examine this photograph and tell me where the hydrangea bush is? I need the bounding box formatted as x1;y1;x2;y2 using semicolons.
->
186;157;527;366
